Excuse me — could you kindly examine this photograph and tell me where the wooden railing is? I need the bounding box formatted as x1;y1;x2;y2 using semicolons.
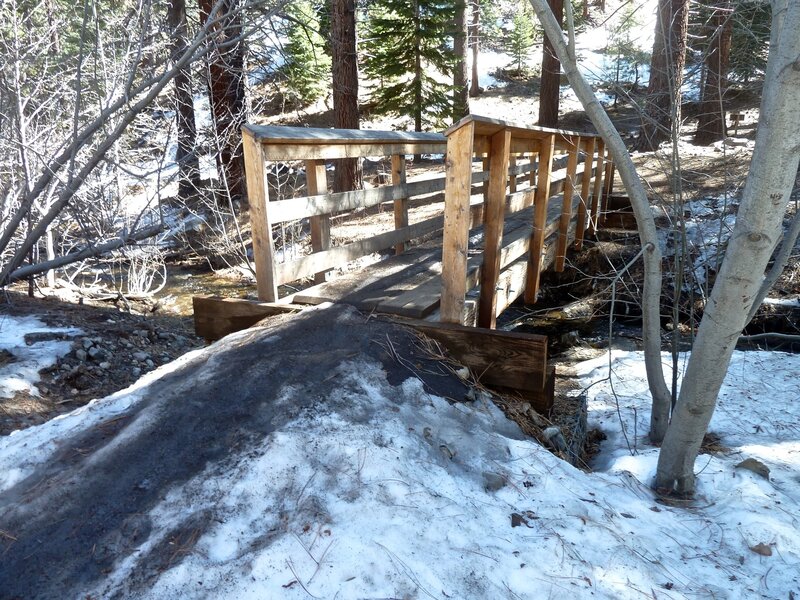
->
439;116;615;328
242;124;448;302
242;118;615;321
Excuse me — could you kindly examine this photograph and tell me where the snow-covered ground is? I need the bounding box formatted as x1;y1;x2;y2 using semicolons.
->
1;314;798;598
0;315;81;399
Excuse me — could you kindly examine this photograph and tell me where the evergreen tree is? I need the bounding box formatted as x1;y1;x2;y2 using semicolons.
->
362;0;457;132
284;0;331;107
506;3;537;75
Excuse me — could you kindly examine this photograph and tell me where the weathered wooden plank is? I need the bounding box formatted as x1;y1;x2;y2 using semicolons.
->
245;123;446;145
525;134;555;303
243;124;446;161
276;214;445;284
244;129;278;302
446;114;590;142
588;139;606;236
575;138;596;250
478;128;512;329
193;296;303;341
288;247;441;306
392;154;408;254
555;138;580;272
269;176;441;223
508;154;518;193
306;159;331;284
440;120;476;324
261;143;446;161
405;320;548;391
600;154;614;206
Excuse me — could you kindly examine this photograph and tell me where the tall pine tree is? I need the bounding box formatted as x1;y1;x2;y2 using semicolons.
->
363;0;457;132
284;0;331;107
506;3;537;76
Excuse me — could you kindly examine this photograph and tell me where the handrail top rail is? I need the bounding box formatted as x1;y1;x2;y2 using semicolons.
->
243;124;447;146
446;114;599;142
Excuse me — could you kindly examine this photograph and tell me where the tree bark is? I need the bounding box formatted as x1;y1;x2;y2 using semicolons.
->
168;0;200;199
198;0;247;204
527;0;672;439
469;0;480;97
694;2;733;145
656;0;800;494
453;0;470;121
635;0;690;151
331;0;362;193
538;0;563;128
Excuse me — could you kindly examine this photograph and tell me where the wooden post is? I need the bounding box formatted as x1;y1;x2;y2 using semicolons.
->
306;159;331;284
574;137;596;250
478;128;512;329
603;156;615;198
588;139;606;237
392;154;408;254
555;136;580;272
481;155;490;213
508;154;517;194
524;134;555;303
243;129;278;301
440;120;476;324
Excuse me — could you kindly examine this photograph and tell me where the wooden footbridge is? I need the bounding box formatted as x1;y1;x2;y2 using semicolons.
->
194;115;624;412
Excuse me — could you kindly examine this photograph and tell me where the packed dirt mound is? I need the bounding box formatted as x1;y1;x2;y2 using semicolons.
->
0;305;490;599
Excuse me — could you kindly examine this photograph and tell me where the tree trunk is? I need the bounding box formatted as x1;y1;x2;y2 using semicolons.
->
198;0;247;205
453;0;470;121
635;0;690;151
331;0;362;193
469;0;480;98
655;0;800;494
538;0;563;128
168;0;199;199
694;2;733;145
413;0;423;133
527;0;672;440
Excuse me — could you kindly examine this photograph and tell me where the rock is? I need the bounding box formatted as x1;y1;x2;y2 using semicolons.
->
87;346;104;359
145;359;155;368
98;362;111;370
0;349;17;366
131;367;142;377
482;471;506;492
132;351;149;362
736;458;770;480
543;426;568;453
82;338;94;350
75;349;87;362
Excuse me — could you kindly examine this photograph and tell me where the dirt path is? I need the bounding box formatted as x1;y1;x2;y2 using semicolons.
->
0;305;471;600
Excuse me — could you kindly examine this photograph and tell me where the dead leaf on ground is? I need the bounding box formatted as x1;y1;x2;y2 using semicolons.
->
736;458;771;480
749;542;773;557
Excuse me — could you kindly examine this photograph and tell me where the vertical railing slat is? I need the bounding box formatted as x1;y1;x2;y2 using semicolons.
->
478;128;512;329
392;154;408;254
588;139;606;236
574;137;596;250
555;136;580;272
524;133;556;303
306;159;331;284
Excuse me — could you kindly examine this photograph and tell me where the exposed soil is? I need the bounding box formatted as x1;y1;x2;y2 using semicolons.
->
0;291;204;435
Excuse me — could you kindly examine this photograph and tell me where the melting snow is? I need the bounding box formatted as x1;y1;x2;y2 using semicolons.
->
1;312;799;597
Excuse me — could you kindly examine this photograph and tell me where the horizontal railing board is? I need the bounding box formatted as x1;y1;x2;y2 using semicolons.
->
275;214;445;284
269;162;537;224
